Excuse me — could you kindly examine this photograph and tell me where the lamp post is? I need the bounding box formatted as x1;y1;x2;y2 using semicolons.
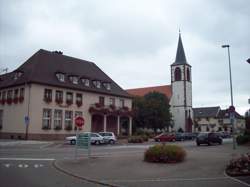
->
222;44;236;149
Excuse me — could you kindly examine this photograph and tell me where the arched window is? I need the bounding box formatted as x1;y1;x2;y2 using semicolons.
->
174;67;181;81
187;68;190;81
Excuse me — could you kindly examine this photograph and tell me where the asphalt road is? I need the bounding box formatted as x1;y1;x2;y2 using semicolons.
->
0;139;249;187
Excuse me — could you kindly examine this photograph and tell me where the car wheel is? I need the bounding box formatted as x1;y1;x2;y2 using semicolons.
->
219;141;222;145
71;140;76;145
95;140;100;145
109;140;115;144
208;142;211;146
196;142;200;146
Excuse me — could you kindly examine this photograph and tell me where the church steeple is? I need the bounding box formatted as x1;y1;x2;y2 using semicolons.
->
173;32;187;64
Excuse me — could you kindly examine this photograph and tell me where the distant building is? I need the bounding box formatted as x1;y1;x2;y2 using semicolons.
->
0;50;133;140
193;106;245;133
127;33;193;132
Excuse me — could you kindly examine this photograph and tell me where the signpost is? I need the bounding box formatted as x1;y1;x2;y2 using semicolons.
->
24;116;29;140
74;117;91;159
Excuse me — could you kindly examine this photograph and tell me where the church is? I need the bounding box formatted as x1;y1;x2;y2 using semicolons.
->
127;33;193;132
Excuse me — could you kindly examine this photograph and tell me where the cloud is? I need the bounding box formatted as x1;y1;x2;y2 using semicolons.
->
0;0;249;114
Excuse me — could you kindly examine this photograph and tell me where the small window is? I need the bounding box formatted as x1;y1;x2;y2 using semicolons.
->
56;73;65;82
93;80;101;88
76;93;82;107
174;67;182;81
54;109;62;130
42;109;52;129
81;78;90;87
65;110;73;130
119;99;125;108
2;91;6;103
187;68;190;81
44;89;52;103
0;110;3;129
13;71;23;80
103;82;111;90
99;96;105;106
66;92;73;105
69;76;78;84
55;90;63;104
109;98;115;106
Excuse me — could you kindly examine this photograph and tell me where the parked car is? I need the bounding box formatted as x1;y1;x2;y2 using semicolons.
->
175;133;186;141
184;132;198;140
98;132;117;144
154;133;176;142
218;131;232;139
196;132;223;146
66;132;105;145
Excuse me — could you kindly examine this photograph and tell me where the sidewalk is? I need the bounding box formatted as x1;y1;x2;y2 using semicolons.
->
53;144;250;187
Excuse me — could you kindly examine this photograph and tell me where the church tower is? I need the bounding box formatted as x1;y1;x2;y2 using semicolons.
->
170;33;193;132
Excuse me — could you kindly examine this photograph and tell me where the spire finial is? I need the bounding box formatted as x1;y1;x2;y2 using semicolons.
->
179;28;181;35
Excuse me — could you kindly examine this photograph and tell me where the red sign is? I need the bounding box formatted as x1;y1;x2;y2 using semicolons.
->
75;116;85;127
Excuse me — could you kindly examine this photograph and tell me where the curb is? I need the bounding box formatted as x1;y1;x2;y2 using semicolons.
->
223;170;250;186
52;159;121;187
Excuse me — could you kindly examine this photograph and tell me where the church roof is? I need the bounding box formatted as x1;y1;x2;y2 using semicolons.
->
126;85;172;99
0;49;131;98
172;33;188;65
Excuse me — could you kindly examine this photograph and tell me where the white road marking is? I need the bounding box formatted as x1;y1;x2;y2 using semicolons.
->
4;163;11;168
18;164;23;168
103;176;229;183
0;158;54;161
23;164;29;168
34;164;43;168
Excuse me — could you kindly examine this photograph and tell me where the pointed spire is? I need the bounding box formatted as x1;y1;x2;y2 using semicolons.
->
174;32;187;64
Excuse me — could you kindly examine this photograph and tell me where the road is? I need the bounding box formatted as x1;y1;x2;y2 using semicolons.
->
0;139;249;187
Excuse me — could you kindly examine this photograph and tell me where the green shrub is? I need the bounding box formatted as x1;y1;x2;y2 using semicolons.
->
144;144;186;163
236;135;250;145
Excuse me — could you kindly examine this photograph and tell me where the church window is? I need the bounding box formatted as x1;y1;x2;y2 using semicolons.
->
187;68;190;81
174;67;181;81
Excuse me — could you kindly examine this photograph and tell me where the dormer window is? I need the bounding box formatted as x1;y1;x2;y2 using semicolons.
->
81;78;90;87
69;76;78;84
103;82;111;90
93;80;101;88
56;73;65;82
13;71;23;80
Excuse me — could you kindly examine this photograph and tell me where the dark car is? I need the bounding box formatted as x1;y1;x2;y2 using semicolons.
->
175;133;186;141
196;132;223;146
154;133;176;142
184;132;197;140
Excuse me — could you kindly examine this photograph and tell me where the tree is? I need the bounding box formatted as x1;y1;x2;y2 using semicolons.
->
133;91;172;133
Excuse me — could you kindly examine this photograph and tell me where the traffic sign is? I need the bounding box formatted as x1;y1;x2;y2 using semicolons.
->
77;133;90;149
75;116;84;128
24;116;29;126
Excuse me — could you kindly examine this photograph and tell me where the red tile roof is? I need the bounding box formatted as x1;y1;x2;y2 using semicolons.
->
126;85;172;99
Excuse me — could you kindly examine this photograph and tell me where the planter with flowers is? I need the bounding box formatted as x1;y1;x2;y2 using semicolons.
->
44;97;52;103
66;100;73;106
13;97;19;104
76;100;82;107
55;98;63;105
226;153;250;176
7;98;12;105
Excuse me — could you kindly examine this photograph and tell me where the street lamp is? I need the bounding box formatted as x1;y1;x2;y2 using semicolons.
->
222;44;236;149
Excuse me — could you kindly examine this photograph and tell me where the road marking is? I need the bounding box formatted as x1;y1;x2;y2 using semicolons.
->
0;158;54;161
34;164;43;168
4;163;10;168
224;171;250;186
18;164;23;168
103;177;229;183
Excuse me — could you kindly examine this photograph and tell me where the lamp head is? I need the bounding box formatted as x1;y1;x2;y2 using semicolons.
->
222;45;230;48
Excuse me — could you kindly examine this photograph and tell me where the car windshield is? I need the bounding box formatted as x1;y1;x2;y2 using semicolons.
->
198;133;208;138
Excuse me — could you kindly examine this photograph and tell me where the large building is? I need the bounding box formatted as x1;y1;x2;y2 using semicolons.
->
0;50;133;140
127;33;193;132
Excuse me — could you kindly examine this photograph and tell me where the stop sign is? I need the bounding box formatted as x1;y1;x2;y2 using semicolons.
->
75;116;85;128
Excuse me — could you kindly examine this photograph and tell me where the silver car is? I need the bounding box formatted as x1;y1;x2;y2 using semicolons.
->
66;132;105;145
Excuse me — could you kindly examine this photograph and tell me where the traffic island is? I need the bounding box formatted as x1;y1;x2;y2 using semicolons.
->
144;144;186;163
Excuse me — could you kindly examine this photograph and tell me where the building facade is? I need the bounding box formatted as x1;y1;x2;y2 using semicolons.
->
193;106;245;133
0;50;133;140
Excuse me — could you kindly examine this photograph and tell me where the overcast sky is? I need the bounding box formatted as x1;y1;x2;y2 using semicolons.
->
0;0;249;115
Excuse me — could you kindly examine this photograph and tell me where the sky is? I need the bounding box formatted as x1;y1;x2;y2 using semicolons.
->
0;0;249;115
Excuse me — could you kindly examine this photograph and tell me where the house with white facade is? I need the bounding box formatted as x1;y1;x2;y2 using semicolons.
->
0;50;133;140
